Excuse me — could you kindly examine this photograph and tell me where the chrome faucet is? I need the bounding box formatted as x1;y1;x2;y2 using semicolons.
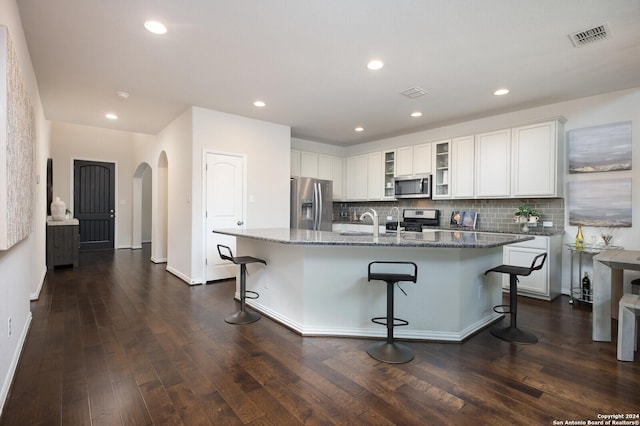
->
360;208;379;237
390;206;401;237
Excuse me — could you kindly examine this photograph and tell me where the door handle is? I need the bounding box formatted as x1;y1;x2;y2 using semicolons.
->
237;220;243;226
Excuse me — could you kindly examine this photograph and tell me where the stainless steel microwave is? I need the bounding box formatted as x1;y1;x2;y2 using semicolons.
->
393;174;432;199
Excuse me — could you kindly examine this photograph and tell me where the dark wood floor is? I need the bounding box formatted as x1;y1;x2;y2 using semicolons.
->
2;245;639;425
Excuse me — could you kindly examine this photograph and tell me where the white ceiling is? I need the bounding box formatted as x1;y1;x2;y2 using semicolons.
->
15;0;640;146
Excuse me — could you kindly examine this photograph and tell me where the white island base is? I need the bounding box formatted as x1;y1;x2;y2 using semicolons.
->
233;238;504;342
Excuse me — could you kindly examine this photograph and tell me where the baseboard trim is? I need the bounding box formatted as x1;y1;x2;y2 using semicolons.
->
0;312;32;418
30;266;47;301
150;256;167;264
166;266;201;285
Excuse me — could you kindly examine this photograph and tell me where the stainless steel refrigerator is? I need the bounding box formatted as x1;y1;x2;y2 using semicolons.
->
290;177;333;231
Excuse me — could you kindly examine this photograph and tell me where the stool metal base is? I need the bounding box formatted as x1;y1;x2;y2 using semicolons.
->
225;309;260;325
367;341;414;364
490;325;538;344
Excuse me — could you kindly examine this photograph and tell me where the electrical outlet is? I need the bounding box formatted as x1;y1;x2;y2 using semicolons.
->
7;317;11;339
543;221;553;228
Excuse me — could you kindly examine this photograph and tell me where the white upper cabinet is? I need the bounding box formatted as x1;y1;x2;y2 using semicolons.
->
475;129;511;198
367;151;383;200
451;135;475;198
319;154;344;200
382;151;396;199
291;149;301;177
346;154;368;200
395;146;414;176
300;151;319;178
432;140;451;199
296;117;564;201
512;120;562;197
413;143;433;175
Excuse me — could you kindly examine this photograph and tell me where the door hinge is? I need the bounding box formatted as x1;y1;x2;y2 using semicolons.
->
205;258;208;265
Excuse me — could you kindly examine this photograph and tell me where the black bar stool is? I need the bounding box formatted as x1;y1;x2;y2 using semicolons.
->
367;261;418;364
217;244;266;325
484;252;547;344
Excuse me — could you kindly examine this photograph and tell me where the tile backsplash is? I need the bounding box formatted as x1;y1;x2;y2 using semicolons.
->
334;198;565;234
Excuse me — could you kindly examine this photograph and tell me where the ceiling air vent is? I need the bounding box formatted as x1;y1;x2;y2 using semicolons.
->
400;87;428;98
569;23;611;47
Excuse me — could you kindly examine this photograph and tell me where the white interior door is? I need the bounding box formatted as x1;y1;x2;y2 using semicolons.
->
206;152;245;281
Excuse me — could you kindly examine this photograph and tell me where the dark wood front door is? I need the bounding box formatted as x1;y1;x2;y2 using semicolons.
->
74;160;115;251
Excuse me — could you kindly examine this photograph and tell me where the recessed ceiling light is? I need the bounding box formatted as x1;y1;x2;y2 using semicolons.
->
411;112;423;118
116;91;130;100
355;127;364;132
105;113;118;120
367;60;384;71
144;20;167;35
493;88;510;96
253;100;266;107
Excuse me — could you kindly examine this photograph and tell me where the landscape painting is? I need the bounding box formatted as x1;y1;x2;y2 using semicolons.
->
568;178;632;227
568;121;632;173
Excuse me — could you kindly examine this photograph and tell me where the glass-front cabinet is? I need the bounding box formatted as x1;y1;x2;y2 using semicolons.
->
383;150;395;198
433;140;451;198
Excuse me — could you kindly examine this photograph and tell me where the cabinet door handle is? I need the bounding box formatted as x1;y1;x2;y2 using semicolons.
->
237;220;243;226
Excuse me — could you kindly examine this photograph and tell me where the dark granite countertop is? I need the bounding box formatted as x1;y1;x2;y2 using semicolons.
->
213;228;534;249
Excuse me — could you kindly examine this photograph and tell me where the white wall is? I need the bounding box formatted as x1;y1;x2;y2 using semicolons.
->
131;106;290;285
49;122;153;249
0;0;49;415
190;107;291;283
132;108;194;281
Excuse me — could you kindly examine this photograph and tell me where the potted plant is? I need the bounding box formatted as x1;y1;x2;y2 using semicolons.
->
513;205;541;231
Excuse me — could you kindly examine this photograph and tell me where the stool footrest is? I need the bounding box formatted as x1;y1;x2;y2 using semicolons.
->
371;316;409;328
493;304;511;315
244;290;259;300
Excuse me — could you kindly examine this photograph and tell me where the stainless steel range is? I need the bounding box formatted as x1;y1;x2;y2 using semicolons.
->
386;208;440;233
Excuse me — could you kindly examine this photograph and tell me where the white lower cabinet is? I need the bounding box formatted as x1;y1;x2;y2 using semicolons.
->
502;235;561;301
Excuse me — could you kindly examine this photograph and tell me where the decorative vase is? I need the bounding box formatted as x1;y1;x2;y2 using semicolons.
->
51;197;66;221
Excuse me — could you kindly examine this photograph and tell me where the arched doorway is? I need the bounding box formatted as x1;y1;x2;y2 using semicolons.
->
151;151;168;263
132;162;152;250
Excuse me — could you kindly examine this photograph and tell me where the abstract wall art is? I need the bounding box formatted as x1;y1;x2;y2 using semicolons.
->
0;25;35;250
568;121;632;173
568;178;632;227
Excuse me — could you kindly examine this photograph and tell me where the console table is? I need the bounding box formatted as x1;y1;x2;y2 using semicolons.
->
593;249;640;342
46;218;80;270
566;243;623;304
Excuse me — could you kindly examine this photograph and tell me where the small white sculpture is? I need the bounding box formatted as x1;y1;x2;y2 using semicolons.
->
51;197;66;221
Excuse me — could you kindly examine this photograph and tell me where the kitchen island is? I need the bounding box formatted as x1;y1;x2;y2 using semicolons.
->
213;228;533;342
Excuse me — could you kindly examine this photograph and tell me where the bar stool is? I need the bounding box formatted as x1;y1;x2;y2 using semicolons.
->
484;252;547;344
217;244;266;324
367;261;418;364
